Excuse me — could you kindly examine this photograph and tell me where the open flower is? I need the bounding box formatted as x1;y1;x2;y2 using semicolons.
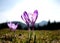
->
21;10;38;30
7;22;18;31
21;10;38;26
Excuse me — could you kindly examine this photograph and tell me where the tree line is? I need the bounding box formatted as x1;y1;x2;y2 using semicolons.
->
0;21;60;30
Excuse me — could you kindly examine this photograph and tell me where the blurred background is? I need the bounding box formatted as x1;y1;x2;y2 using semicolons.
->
0;0;60;30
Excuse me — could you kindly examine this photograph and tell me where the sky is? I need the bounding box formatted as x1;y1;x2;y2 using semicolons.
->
0;0;60;23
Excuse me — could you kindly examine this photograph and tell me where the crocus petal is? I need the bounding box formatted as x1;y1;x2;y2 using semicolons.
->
33;10;38;22
7;22;12;29
23;11;29;19
23;11;30;22
11;23;17;30
21;15;26;22
34;10;38;14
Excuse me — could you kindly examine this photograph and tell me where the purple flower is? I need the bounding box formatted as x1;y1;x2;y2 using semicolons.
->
7;22;18;31
21;10;38;25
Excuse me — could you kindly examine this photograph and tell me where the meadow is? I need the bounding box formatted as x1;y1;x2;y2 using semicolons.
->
0;28;60;43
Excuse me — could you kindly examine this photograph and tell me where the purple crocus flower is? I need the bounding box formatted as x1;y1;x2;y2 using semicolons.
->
7;22;18;31
21;10;38;30
21;10;38;39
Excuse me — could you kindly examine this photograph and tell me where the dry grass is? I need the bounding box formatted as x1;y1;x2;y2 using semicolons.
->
0;28;60;43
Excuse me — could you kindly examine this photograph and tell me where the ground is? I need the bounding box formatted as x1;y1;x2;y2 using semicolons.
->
0;28;60;43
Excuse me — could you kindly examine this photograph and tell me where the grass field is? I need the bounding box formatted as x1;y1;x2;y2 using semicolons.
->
0;28;60;43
